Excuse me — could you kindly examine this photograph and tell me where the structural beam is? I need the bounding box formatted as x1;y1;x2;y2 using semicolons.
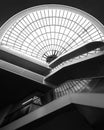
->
0;60;44;84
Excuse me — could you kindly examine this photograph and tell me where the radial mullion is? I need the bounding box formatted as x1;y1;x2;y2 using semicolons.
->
56;10;63;49
72;28;87;45
73;80;79;89
60;86;64;96
27;15;36;32
36;44;62;58
53;9;57;48
69;81;77;92
70;82;76;93
67;13;75;37
69;15;79;32
66;81;71;91
16;21;29;39
62;86;66;95
96;28;103;40
56;88;60;98
64;82;70;93
58;11;69;48
38;40;50;55
63;17;75;45
18;20;35;49
73;81;80;91
90;30;100;38
46;10;51;46
66;17;84;47
77;22;93;41
24;18;34;33
6;37;23;48
40;10;49;48
77;80;83;90
32;13;43;43
58;87;61;97
35;42;49;58
62;84;67;95
36;37;67;52
11;25;23;47
51;9;55;47
74;16;85;34
60;87;63;97
7;36;22;46
48;9;53;48
36;11;47;48
7;22;20;47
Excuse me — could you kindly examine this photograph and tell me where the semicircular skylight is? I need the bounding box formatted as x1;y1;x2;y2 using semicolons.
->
0;5;104;64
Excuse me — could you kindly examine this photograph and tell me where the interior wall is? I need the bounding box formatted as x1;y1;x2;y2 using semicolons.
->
0;105;11;126
18;104;92;130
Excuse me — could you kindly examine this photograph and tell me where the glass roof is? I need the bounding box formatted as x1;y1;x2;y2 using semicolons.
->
0;5;104;64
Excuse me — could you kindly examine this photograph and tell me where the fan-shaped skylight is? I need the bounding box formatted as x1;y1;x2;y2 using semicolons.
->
0;5;104;64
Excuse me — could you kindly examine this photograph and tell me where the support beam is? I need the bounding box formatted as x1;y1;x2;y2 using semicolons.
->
0;60;44;84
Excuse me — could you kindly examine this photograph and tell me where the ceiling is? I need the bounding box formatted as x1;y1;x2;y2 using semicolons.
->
0;0;104;110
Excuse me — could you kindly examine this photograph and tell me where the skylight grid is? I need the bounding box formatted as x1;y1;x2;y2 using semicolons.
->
1;8;104;63
54;79;91;99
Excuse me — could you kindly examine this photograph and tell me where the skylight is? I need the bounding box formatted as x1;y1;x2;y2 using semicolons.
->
0;5;104;64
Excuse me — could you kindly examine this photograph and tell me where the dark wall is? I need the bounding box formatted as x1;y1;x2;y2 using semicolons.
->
18;104;92;130
75;104;104;130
